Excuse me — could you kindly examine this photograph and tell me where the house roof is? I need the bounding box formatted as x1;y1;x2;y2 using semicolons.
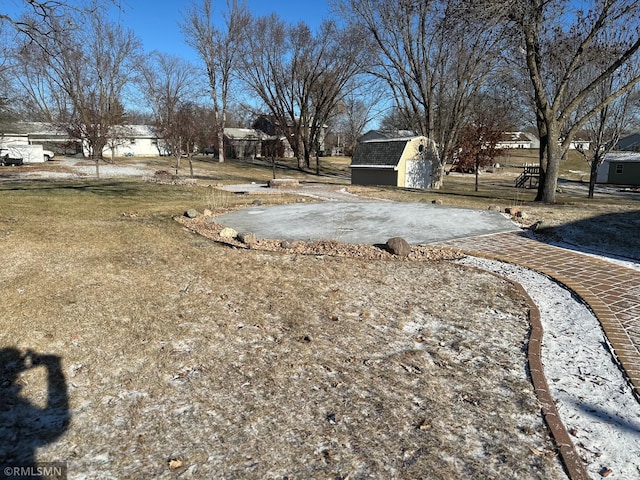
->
351;138;410;167
358;129;418;143
499;132;535;143
0;122;159;139
603;152;640;163
617;133;640;151
224;128;270;141
0;121;67;136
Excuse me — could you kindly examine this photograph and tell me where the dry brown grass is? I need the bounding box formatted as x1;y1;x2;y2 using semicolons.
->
0;176;569;478
2;154;636;478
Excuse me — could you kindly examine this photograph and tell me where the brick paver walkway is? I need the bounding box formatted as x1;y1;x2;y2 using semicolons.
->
439;232;640;398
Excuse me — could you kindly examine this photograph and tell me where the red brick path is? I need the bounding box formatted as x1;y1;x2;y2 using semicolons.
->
439;232;640;398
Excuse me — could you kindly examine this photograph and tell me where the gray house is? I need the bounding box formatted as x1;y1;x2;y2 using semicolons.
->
350;136;437;189
616;133;640;152
596;152;640;186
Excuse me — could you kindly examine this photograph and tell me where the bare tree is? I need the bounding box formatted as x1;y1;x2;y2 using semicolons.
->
336;0;511;188
239;15;367;169
511;0;640;203
1;1;118;55
182;0;250;163
455;109;506;192
333;87;384;155
175;102;206;177
138;51;200;173
16;8;141;177
580;84;640;198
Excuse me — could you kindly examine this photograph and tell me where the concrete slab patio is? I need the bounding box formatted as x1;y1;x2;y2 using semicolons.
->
216;201;520;245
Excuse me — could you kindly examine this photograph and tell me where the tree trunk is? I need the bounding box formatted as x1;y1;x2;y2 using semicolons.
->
217;128;224;163
175;154;181;175
474;159;479;192
432;161;445;189
534;115;548;202
542;160;558;203
538;122;571;204
297;136;306;170
588;152;601;199
189;156;194;177
588;168;596;199
94;158;100;179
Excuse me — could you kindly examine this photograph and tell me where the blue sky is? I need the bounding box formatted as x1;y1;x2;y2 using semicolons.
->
111;0;331;62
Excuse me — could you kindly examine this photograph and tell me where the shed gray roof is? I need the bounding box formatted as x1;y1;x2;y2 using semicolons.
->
604;152;640;163
351;138;409;167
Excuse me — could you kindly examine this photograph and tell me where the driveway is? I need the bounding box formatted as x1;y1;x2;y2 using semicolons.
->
216;201;520;245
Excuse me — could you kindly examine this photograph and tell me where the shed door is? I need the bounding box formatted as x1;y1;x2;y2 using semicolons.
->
405;159;431;189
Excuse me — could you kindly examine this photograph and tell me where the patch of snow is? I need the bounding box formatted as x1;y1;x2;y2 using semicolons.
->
459;256;640;479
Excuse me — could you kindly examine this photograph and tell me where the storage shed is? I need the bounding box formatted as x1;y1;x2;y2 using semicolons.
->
350;136;437;189
596;152;640;186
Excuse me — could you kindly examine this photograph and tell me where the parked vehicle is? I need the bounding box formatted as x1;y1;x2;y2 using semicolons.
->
1;151;24;166
0;145;54;163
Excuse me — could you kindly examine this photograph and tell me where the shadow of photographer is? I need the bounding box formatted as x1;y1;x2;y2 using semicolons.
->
0;348;69;476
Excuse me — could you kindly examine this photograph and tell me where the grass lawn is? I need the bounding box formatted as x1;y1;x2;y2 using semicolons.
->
0;153;637;478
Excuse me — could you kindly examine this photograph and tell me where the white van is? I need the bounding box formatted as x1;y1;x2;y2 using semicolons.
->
0;144;55;164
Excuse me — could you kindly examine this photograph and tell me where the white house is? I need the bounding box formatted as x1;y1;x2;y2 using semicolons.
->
495;132;539;149
561;133;591;150
101;125;163;158
1;122;165;157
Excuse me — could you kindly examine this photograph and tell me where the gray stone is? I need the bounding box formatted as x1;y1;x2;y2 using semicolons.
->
280;240;298;249
238;232;257;246
431;199;443;205
386;237;411;256
219;227;238;239
505;206;524;216
252;199;262;206
185;209;199;218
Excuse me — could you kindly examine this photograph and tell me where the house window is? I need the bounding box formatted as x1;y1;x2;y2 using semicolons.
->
130;138;136;145
615;164;624;174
